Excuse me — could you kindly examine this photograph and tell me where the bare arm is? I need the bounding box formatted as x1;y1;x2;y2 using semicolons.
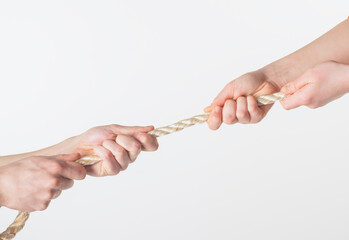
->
206;19;349;129
0;137;78;167
263;19;349;88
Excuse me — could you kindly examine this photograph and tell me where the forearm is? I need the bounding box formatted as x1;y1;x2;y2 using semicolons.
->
262;19;349;88
0;136;79;167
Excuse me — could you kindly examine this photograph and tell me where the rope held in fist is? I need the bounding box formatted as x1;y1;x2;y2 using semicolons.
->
0;92;285;240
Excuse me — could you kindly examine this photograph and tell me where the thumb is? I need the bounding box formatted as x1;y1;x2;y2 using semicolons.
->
280;85;313;110
204;84;235;113
280;71;313;110
55;153;82;162
280;72;311;95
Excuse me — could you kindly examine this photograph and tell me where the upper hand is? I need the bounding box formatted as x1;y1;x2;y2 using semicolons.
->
280;61;349;109
72;125;159;177
204;70;279;130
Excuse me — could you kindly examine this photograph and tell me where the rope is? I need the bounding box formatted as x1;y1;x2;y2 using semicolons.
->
0;92;285;240
0;209;29;240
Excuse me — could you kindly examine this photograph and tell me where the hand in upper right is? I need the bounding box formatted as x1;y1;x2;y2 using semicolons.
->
204;70;279;130
0;154;86;212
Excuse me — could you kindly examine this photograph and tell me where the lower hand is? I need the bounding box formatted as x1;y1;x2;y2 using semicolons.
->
0;154;86;212
280;61;349;109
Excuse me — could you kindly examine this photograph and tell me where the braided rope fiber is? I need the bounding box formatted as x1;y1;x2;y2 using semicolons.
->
0;92;284;240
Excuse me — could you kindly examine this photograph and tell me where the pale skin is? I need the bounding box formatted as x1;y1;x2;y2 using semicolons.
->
281;61;349;109
1;19;349;212
0;125;158;211
205;19;349;129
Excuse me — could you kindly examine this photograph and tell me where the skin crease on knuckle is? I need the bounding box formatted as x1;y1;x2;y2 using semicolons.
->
47;176;61;189
236;109;247;121
130;141;141;153
97;148;122;175
37;201;50;211
139;133;158;151
302;93;314;106
46;160;64;175
115;150;129;170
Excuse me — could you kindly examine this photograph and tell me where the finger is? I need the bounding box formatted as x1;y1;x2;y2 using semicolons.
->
116;135;141;162
93;145;122;176
206;106;222;130
57;177;74;190
236;97;250;123
280;73;311;95
103;139;132;170
204;83;235;113
48;159;86;180
135;133;159;151
50;189;62;199
247;96;265;123
280;85;313;110
109;125;155;136
222;99;237;125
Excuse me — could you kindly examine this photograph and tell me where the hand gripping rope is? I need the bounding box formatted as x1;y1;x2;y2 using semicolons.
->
0;92;285;240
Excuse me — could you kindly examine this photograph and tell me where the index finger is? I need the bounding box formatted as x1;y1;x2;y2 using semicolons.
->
110;125;155;136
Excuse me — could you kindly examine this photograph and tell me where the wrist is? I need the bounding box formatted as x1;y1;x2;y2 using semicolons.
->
38;136;80;156
260;56;305;89
342;64;349;94
0;169;6;207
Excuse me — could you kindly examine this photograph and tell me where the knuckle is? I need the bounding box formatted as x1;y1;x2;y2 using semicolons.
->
302;95;313;105
78;167;87;180
138;133;149;143
249;104;259;113
37;201;50;211
116;147;126;155
73;164;87;180
68;179;75;188
47;177;61;189
102;150;114;160
120;164;128;171
45;191;55;200
102;139;114;147
130;142;141;152
223;114;235;124
308;102;319;109
207;122;219;131
152;141;159;151
236;110;246;119
252;117;263;124
50;161;64;174
109;167;121;175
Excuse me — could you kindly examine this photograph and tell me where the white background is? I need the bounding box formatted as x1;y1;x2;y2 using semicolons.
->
0;1;349;239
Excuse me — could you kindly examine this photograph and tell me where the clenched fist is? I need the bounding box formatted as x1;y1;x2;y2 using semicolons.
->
0;154;86;212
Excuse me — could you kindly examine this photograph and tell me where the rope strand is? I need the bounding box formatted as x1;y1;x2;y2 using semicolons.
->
0;92;285;240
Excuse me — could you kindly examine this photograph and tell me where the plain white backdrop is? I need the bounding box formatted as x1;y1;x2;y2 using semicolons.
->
0;0;349;239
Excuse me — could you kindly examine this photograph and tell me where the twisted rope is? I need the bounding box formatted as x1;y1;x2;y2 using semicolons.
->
0;92;285;240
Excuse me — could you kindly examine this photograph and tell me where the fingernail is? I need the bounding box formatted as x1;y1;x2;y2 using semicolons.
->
203;106;211;112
